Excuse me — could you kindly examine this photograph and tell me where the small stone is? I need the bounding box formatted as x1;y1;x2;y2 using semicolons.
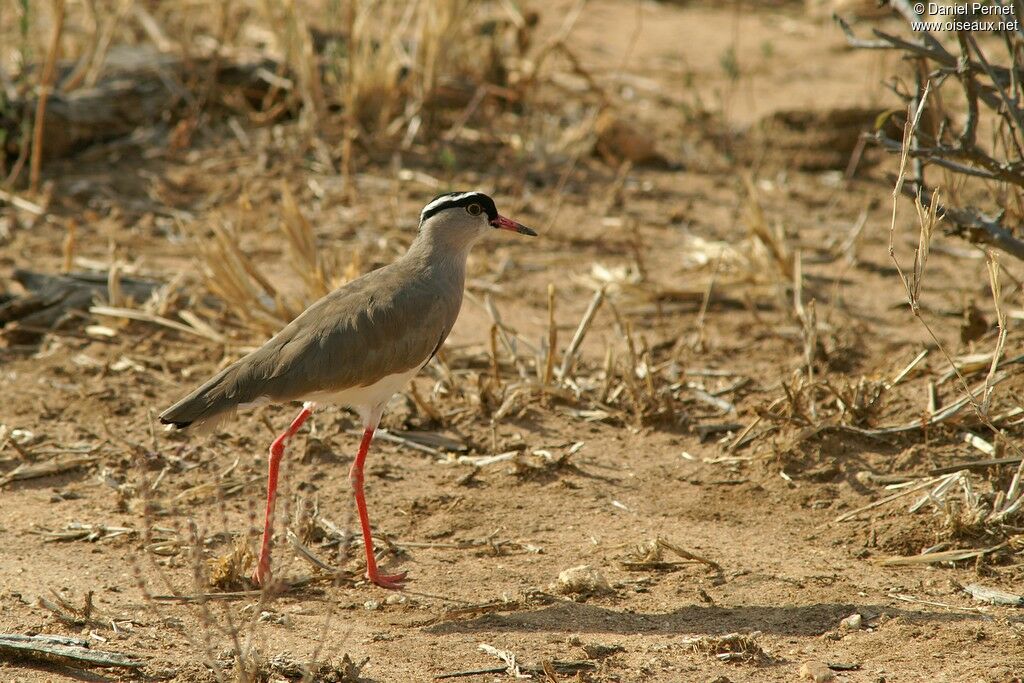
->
384;593;406;605
363;600;380;611
799;661;835;682
581;642;624;659
840;613;863;630
551;565;613;596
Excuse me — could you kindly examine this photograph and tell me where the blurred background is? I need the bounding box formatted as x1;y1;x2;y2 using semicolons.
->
1;1;1023;681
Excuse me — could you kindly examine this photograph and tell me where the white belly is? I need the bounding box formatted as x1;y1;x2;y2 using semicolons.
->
305;362;425;412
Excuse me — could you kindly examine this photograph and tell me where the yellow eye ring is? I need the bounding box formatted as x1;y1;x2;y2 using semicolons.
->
466;203;482;216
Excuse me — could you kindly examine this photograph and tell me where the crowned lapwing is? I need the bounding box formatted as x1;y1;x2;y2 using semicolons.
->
160;192;536;589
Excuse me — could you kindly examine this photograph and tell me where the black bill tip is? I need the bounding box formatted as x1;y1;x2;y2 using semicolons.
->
491;215;537;236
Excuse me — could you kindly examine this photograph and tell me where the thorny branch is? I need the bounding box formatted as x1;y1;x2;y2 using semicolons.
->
838;9;1024;261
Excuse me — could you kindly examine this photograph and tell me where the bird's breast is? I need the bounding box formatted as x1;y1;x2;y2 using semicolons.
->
305;359;427;412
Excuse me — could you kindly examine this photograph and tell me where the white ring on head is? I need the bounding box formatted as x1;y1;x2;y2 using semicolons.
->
421;191;484;217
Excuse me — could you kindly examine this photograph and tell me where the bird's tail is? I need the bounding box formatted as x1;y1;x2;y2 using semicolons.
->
159;362;253;433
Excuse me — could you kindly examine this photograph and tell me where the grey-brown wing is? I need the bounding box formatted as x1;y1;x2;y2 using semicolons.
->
160;265;459;428
258;270;458;397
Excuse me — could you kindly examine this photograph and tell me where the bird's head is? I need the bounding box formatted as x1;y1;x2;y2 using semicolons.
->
418;191;536;249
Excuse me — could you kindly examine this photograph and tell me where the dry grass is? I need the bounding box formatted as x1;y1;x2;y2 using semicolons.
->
0;1;492;185
689;631;771;665
208;538;256;592
186;190;344;337
131;502;351;683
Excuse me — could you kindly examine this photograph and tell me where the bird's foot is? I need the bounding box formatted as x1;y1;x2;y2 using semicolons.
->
251;560;271;587
368;570;408;590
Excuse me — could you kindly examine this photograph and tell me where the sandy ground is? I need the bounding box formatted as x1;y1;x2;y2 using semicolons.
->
2;1;1024;681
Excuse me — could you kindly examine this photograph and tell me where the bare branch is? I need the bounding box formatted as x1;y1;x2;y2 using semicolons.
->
916;186;1024;261
841;12;1024;262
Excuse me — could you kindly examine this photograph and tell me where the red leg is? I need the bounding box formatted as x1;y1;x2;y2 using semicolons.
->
252;403;315;586
350;423;407;589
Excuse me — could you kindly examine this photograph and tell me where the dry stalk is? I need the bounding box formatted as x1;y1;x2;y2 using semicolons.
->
600;344;615;403
91;306;227;344
743;175;793;280
341;0;356;199
81;0;132;89
195;219;291;329
610;304;643;427
28;0;65;193
981;253;1007;415
190;191;343;337
543;283;557;385
280;183;329;299
887;85;1024;525
841;13;1024;262
135;484;231;682
482;293;530;378
61;220;76;273
408;380;442;423
519;0;588;94
690;253;721;352
271;0;325;132
792;251;817;421
444;291;686;428
489;323;502;385
558;286;604;380
58;0;100;92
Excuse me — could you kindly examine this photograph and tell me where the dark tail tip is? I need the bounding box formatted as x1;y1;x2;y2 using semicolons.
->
159;416;192;429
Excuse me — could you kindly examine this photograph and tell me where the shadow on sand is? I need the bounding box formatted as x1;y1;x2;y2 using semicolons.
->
426;600;994;638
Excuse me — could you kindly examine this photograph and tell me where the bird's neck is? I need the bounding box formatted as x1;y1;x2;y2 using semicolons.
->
404;232;472;287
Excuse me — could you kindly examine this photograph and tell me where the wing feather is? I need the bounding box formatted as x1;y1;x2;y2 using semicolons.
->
159;261;461;429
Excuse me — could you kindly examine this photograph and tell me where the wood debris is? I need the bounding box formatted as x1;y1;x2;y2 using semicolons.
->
962;583;1024;606
431;644;595;680
878;542;1008;566
0;633;142;669
0;453;98;487
33;522;135;543
618;537;722;575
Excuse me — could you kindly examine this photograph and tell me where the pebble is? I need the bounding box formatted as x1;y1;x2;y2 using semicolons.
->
257;610;288;625
799;661;835;682
552;565;613;595
840;613;863;630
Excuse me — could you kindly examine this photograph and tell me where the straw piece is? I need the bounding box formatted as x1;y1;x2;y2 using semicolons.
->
558;287;605;381
90;306;226;343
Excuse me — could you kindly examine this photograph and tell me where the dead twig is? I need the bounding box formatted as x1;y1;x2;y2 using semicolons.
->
0;634;142;669
28;0;67;193
0;454;98;487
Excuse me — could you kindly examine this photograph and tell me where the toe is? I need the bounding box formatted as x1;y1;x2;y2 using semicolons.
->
370;571;408;590
252;564;271;587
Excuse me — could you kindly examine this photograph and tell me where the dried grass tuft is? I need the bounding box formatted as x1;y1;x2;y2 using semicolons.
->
279;182;331;299
691;631;771;664
207;538;255;592
188;187;349;337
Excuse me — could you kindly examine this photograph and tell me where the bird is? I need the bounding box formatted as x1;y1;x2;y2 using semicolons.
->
159;191;536;589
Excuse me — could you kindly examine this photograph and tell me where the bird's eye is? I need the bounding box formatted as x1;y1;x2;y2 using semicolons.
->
466;203;482;216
